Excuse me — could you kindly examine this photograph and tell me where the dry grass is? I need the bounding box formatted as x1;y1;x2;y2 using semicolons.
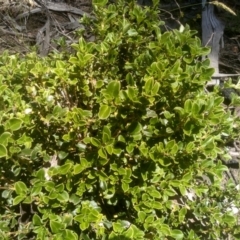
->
210;1;236;16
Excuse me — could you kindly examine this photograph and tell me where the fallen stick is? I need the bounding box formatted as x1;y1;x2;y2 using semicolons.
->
16;2;93;20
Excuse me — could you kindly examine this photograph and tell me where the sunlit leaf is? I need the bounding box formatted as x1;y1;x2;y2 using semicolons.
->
98;105;111;119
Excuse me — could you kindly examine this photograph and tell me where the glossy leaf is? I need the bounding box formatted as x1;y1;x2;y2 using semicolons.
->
59;163;72;174
184;99;192;113
98;105;111;119
13;195;25;205
106;81;120;98
92;0;108;7
58;191;69;202
63;230;78;240
50;220;64;234
0;132;12;145
15;181;28;195
33;214;42;226
5;118;23;131
0;144;7;158
171;229;184;239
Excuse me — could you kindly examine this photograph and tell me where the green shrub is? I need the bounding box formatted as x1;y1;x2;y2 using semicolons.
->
0;0;240;239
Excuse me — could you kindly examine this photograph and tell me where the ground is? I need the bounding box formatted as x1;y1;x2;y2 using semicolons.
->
0;0;92;55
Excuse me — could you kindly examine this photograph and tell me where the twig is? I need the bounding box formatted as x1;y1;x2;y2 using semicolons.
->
0;27;35;39
16;7;42;20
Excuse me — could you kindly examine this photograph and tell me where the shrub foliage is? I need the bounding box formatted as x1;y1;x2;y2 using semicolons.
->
0;0;240;239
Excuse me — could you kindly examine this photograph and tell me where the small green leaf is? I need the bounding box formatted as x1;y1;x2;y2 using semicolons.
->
165;188;177;197
55;183;64;192
33;214;42;226
223;214;236;225
145;215;154;223
105;145;113;155
96;80;104;88
13;195;25;205
182;172;192;182
9;146;21;154
148;187;161;198
126;143;135;154
44;181;55;190
160;224;171;235
48;191;58;200
58;151;69;160
163;111;173;119
76;142;87;151
50;220;64;234
98;170;108;180
200;47;211;55
98;105;111;119
103;126;111;137
31;186;42;196
35;168;45;180
214;96;224;106
127;28;138;36
174;107;185;116
92;0;108;7
56;60;65;69
5;118;23;131
0;132;12;145
192;102;200;116
171;229;184;239
15;181;28;195
63;229;78;240
81;158;90;168
106;81;120;98
91;137;101;147
129;122;142;135
127;87;137;101
2;189;11;199
102;133;110;144
69;194;81;205
118;135;125;142
53;105;66;117
166;140;175;150
113;222;124;233
201;68;215;80
58;191;69;202
179;207;187;222
23;195;32;204
151;201;163;209
62;213;73;227
183;120;195;136
145;78;154;94
80;221;89;231
0;144;7;158
184;99;192;113
0;85;7;94
152;82;160;95
124;225;134;237
59;163;72;175
122;182;129;192
138;211;146;222
74;164;84;175
171;144;178;155
98;148;108;159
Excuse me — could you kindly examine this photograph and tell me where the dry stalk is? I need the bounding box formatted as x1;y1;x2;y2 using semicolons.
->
210;1;236;16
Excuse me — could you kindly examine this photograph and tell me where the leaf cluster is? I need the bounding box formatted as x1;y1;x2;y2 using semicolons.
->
0;0;240;239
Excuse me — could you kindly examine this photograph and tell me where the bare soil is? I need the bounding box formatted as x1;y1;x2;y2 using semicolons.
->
0;0;93;55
